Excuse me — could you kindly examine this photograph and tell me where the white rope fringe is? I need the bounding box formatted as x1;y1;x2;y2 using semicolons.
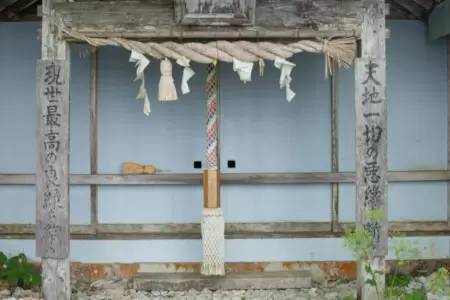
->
201;208;225;276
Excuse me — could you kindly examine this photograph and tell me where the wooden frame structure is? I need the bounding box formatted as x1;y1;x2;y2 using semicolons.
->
0;0;448;298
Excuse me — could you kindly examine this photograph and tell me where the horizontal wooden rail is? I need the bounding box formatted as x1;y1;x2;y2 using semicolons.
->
0;170;449;185
0;221;448;240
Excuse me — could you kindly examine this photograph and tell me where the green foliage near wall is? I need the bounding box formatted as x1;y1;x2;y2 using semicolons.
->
0;252;41;289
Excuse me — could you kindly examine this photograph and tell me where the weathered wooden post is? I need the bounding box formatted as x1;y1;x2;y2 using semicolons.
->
36;0;71;298
355;0;387;299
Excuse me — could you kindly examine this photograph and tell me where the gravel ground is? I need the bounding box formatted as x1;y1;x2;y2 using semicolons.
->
2;274;449;299
0;279;357;300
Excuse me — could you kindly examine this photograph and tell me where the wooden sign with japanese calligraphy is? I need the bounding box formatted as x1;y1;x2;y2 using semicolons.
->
36;60;70;259
355;2;388;258
174;0;255;25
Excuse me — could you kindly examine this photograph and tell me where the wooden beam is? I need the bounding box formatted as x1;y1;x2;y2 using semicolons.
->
410;0;434;10
447;37;450;228
0;0;19;12
89;46;98;231
0;0;39;20
0;221;449;240
355;0;387;298
330;62;340;232
38;0;71;299
429;0;450;40
62;28;356;41
394;0;426;18
53;0;362;40
1;170;450;185
388;1;418;19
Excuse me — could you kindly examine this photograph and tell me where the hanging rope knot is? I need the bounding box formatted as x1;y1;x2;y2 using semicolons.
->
159;58;178;101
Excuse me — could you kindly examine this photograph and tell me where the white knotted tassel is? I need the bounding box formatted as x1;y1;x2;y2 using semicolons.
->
159;58;178;101
201;208;225;276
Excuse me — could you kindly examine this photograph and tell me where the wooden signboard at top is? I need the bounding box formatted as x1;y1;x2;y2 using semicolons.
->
175;0;256;25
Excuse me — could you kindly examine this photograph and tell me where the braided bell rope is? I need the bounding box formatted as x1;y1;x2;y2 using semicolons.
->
206;64;219;170
61;27;356;72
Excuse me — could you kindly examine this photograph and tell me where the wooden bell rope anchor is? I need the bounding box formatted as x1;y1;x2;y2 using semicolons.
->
201;63;225;276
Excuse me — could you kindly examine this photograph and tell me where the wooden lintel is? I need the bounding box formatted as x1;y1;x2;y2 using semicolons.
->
63;28;357;41
53;0;362;40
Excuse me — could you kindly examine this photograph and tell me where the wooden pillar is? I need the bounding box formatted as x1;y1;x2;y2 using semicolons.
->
90;46;98;230
330;62;339;232
447;37;450;228
355;0;388;299
37;0;71;299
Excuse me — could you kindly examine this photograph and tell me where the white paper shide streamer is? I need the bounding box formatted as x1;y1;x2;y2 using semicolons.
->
177;57;195;95
274;57;296;102
232;58;253;83
129;50;151;115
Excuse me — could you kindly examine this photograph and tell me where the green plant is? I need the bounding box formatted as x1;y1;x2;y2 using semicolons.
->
386;236;421;299
385;273;412;298
0;252;41;289
344;227;372;260
390;235;420;266
344;209;426;300
341;296;356;300
344;209;385;300
427;267;450;296
403;290;427;300
365;209;385;223
364;262;384;300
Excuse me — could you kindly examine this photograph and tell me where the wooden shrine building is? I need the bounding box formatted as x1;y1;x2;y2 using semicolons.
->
0;0;449;299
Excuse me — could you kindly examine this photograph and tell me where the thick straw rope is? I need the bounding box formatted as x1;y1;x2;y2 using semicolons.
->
61;27;356;72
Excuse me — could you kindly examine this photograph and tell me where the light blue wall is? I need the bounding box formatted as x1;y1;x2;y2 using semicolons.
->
0;21;448;262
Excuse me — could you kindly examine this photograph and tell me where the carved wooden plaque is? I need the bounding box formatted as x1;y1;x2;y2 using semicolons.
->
175;0;255;25
36;59;70;259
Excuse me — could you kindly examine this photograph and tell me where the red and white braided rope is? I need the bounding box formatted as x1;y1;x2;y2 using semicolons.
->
206;64;219;170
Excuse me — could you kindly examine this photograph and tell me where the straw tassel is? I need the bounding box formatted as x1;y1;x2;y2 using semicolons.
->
201;208;225;276
158;58;178;101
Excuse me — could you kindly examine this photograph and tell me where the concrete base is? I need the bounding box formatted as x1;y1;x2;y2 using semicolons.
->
132;271;312;291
